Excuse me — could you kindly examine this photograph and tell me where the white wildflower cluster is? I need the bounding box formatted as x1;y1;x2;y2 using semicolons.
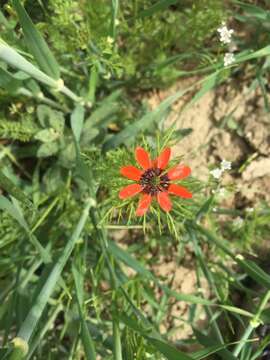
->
210;159;232;180
217;22;236;67
224;52;235;67
210;168;223;180
217;22;234;44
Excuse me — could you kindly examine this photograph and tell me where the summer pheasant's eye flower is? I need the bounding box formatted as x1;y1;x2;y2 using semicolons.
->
217;22;234;44
119;147;192;216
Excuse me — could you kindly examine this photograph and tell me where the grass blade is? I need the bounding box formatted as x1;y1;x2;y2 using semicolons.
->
0;39;57;87
8;199;92;359
148;337;194;360
111;0;119;38
0;170;34;210
119;313;194;360
0;195;50;263
0;39;81;102
138;0;178;19
12;0;60;79
108;241;212;306
236;258;270;289
196;224;270;289
72;265;96;360
102;82;194;151
0;68;22;92
71;104;85;143
113;319;122;360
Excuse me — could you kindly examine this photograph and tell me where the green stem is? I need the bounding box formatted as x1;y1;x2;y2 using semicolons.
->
17;88;68;112
233;290;270;357
0;40;81;104
113;319;123;360
61;85;82;103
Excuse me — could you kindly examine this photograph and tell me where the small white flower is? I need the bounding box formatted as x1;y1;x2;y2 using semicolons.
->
224;52;235;67
220;159;232;171
233;217;244;228
115;19;120;26
236;254;244;260
213;207;217;212
210;168;223;179
217;22;234;44
246;207;254;213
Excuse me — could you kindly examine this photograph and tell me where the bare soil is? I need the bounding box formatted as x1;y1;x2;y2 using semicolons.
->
142;76;270;339
148;78;270;207
113;77;270;342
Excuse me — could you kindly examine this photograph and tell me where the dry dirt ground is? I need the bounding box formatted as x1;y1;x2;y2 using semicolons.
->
148;77;270;207
144;77;269;340
114;77;270;342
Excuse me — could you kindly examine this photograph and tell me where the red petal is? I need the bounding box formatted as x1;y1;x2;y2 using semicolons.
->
119;184;142;199
136;194;152;216
168;184;192;199
120;166;142;181
135;147;151;169
157;148;171;169
157;192;172;212
167;164;191;180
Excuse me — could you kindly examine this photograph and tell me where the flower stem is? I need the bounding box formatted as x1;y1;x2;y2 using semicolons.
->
233;290;270;357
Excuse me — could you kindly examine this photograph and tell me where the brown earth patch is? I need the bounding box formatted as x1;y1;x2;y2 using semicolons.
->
147;77;270;206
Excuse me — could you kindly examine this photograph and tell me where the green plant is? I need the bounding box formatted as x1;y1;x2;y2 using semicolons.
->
0;1;270;360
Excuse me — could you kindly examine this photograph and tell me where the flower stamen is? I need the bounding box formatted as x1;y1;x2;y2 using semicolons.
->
140;168;169;195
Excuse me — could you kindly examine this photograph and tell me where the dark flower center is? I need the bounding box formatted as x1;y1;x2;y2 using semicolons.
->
140;167;170;195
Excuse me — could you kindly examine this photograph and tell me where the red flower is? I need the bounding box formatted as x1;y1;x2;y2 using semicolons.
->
119;147;192;216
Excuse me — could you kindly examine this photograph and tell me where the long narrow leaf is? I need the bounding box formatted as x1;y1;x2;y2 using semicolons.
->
0;40;57;87
108;241;212;306
119;313;193;360
113;319;122;360
8;199;92;359
72;266;96;360
0;39;80;102
12;0;60;79
71;105;85;143
147;337;194;360
0;195;50;263
138;0;178;18
0;170;34;210
196;224;270;289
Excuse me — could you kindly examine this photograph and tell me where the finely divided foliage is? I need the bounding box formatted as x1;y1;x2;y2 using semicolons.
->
0;1;270;360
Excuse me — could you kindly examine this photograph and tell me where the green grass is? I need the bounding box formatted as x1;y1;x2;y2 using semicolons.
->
0;0;270;359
